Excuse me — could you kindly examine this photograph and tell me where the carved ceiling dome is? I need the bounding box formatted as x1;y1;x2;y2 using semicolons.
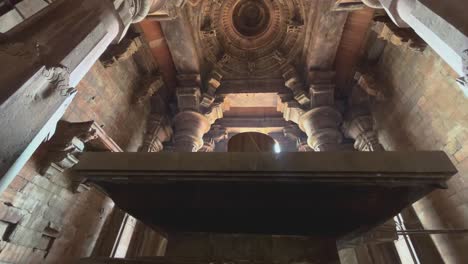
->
196;0;306;78
232;0;271;37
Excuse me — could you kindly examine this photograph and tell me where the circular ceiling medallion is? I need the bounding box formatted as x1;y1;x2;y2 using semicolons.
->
232;0;271;37
197;0;306;78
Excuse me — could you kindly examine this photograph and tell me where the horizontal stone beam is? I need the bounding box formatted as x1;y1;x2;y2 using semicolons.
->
215;117;292;129
217;79;290;95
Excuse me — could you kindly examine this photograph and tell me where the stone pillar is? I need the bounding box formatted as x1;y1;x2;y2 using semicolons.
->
173;74;226;152
0;0;110;192
198;125;228;152
375;0;468;92
140;114;172;152
299;107;343;151
173;111;210;152
344;105;384;152
279;70;344;151
283;125;313;152
282;65;310;107
0;0;173;191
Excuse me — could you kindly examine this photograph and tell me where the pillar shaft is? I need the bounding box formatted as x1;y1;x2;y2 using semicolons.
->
379;0;468;88
0;0;124;192
0;0;163;192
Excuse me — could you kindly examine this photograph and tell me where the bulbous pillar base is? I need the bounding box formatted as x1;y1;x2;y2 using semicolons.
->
173;111;210;152
299;107;343;151
344;114;383;152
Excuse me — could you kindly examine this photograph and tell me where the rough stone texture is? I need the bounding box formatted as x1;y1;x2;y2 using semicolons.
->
63;47;154;151
372;43;468;263
0;42;155;263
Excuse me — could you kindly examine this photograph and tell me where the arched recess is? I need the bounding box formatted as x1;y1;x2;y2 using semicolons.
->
227;132;276;152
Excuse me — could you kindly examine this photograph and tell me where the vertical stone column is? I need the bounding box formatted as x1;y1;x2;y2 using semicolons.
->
173;74;226;152
374;0;468;92
0;0;181;189
340;85;400;264
279;70;344;151
344;105;384;152
140;113;172;152
198;125;228;152
306;71;344;151
282;65;310;107
173;111;210;152
283;125;313;152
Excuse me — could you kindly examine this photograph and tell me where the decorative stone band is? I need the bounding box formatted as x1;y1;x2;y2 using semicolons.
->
173;111;211;152
298;106;343;151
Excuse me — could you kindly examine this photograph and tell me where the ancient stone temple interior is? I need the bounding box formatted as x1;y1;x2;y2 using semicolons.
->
0;0;467;263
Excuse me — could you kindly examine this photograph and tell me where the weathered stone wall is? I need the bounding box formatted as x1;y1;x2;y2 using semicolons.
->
0;42;155;263
63;47;154;152
372;43;468;263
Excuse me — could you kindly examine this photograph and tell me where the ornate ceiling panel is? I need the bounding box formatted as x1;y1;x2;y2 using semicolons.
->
193;0;308;78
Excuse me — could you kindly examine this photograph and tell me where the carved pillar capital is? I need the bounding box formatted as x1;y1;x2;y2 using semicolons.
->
176;87;201;112
344;106;383;152
282;65;310;106
141;114;172;152
283;125;312;152
134;75;165;105
173;111;210;152
199;125;228;152
198;125;228;152
277;98;305;124
201;71;223;108
198;138;215;152
299;107;343;151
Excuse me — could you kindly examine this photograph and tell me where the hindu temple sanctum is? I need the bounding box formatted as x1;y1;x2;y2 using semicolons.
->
0;0;467;263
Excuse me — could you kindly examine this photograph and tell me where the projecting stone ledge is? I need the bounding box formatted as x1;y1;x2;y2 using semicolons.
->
74;151;456;237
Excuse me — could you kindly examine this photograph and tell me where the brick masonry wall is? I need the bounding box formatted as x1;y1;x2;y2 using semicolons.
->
371;43;468;263
0;43;156;263
63;49;153;152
